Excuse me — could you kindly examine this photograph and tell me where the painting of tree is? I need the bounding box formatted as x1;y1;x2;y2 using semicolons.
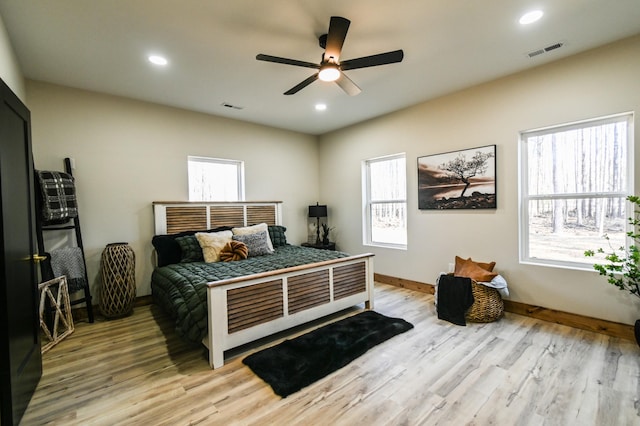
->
418;145;496;209
439;150;494;197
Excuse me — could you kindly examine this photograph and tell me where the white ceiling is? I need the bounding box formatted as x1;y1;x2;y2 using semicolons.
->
1;1;640;135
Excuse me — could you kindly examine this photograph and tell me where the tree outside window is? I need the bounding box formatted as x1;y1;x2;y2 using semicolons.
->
363;154;407;248
520;113;633;268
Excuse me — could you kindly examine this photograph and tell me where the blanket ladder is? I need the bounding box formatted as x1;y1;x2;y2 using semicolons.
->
35;157;94;323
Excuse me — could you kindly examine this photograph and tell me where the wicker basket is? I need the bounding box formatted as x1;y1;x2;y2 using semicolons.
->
465;280;504;323
100;242;136;318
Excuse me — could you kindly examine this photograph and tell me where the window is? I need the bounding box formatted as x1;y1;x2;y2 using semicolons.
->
363;153;407;248
519;113;633;269
188;156;245;201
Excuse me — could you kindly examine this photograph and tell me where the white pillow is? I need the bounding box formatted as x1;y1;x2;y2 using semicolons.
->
195;230;233;262
232;223;274;252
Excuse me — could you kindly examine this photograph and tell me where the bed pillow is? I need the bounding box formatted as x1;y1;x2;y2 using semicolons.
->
152;230;208;267
220;240;249;262
454;257;498;282
152;226;232;266
175;235;204;263
195;230;234;263
454;255;496;273
232;232;273;257
152;234;183;267
232;223;275;252
268;225;287;247
471;257;496;272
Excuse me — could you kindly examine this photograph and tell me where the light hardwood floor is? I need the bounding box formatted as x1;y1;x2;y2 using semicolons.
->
22;283;640;425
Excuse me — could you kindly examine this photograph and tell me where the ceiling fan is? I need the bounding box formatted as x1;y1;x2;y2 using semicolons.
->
256;16;404;96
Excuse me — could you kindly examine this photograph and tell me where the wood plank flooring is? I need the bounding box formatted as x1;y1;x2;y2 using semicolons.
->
21;283;640;425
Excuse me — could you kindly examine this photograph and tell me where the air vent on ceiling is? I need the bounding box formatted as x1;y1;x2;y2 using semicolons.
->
544;42;563;52
528;49;545;58
527;41;564;58
221;102;244;110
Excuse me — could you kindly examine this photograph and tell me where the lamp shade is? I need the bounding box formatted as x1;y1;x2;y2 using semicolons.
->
308;204;328;218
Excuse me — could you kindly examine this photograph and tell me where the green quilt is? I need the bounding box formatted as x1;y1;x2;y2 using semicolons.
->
151;245;349;344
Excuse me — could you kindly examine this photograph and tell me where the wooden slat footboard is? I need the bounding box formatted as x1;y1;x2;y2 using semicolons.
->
334;262;367;299
205;253;374;369
227;280;284;333
287;270;330;314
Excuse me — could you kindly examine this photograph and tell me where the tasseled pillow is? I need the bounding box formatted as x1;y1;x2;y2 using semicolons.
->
220;240;249;262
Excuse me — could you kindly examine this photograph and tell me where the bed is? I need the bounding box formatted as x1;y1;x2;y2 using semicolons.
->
151;201;375;369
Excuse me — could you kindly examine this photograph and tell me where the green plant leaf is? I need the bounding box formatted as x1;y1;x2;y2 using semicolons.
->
585;195;640;300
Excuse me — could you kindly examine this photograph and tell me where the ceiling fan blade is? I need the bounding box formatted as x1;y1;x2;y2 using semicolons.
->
335;73;361;96
324;16;350;62
284;73;319;95
340;49;404;71
256;54;319;69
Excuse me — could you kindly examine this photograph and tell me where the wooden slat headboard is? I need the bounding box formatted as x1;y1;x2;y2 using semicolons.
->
153;201;282;234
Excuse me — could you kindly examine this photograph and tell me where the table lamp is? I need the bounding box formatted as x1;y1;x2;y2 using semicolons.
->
308;202;328;245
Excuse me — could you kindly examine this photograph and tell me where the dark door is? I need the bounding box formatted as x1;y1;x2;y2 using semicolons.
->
0;78;42;425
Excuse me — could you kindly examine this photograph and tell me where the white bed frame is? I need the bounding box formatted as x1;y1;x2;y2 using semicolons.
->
153;201;374;369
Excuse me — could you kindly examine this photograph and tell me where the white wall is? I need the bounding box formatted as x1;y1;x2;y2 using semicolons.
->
13;27;640;325
319;35;640;325
0;13;24;100
27;81;319;301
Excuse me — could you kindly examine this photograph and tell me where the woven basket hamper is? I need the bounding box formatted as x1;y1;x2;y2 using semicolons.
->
100;242;136;318
465;280;504;323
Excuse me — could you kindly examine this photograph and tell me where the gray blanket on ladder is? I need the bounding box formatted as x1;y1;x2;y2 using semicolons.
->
50;247;87;292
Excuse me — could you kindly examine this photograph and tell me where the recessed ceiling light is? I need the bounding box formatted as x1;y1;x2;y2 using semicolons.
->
148;55;168;66
315;103;327;111
519;10;544;25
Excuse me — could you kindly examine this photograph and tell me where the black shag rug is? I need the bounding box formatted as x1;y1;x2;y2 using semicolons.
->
242;310;414;397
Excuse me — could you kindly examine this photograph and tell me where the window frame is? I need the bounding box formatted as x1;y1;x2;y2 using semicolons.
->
362;153;408;250
518;112;634;270
187;156;245;202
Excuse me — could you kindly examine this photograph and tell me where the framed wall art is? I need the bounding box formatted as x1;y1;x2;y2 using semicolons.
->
417;144;496;210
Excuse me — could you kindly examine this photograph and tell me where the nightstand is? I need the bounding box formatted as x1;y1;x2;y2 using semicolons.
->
301;242;336;251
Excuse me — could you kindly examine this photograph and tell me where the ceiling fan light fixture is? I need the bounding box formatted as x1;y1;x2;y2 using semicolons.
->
318;64;340;82
256;16;404;95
